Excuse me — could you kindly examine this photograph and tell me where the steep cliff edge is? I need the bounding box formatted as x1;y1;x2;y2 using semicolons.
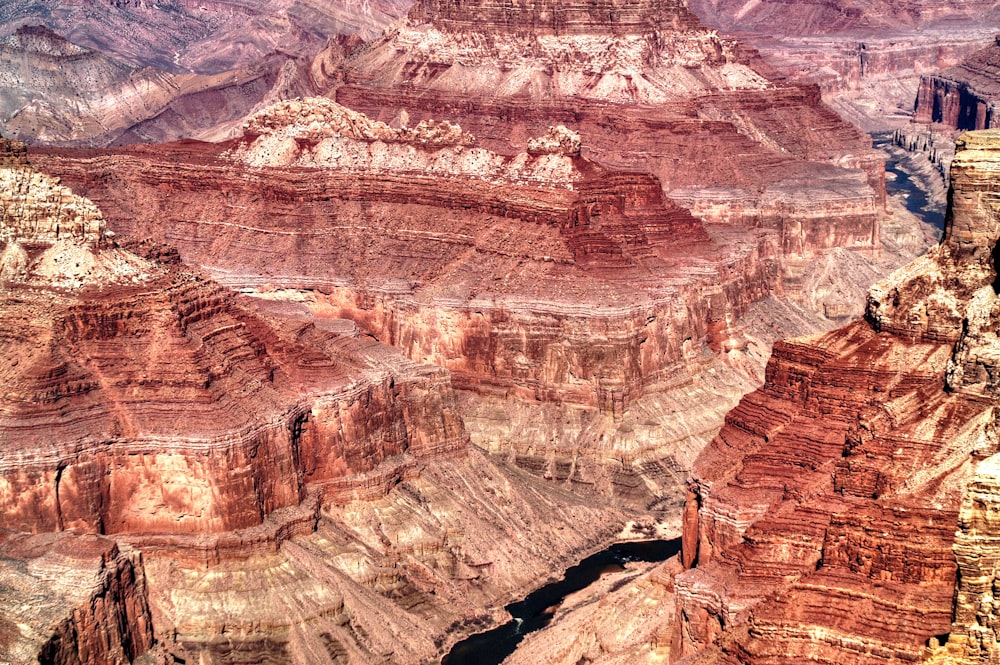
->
674;130;1000;664
33;98;773;511
0;137;651;664
915;37;1000;131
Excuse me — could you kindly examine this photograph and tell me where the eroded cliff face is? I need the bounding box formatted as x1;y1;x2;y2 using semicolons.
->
915;37;1000;132
674;130;1000;665
0;0;411;72
0;151;466;536
333;0;885;259
0;532;154;665
32;98;783;512
0;137;657;665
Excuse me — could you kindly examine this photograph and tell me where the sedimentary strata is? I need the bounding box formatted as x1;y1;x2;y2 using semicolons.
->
0;138;650;665
674;130;1000;665
915;37;1000;131
33;98;781;509
333;0;884;254
0;0;410;72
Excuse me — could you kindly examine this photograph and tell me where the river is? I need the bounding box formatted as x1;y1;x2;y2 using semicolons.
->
442;538;681;665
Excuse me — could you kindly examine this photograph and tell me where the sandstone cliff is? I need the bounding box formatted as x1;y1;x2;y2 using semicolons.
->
0;139;656;664
915;37;1000;131
0;532;154;665
34;99;773;513
673;130;1000;665
334;0;885;259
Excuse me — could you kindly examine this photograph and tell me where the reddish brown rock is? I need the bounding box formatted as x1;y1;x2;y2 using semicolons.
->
0;139;655;665
915;37;1000;131
332;0;885;254
0;531;153;665
0;141;467;537
674;130;1000;665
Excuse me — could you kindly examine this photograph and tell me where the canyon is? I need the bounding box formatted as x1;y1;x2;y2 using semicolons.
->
671;126;1000;665
2;0;993;664
0;135;646;664
496;131;1000;665
682;0;1000;135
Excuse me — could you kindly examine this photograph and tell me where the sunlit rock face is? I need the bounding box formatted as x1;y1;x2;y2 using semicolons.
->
675;130;1000;664
333;0;884;258
0;135;470;537
0;137;650;665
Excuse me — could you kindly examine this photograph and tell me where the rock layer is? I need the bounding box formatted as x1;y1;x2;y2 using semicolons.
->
0;0;411;72
0;138;468;539
0;138;658;665
675;130;1000;664
0;532;154;665
333;0;885;256
915;37;1000;131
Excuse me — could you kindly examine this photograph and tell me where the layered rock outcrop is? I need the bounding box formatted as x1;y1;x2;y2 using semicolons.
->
0;24;335;147
0;0;410;72
0;138;654;665
674;130;1000;664
915;37;1000;131
33;99;778;512
0;532;154;665
0;137;469;537
333;0;885;257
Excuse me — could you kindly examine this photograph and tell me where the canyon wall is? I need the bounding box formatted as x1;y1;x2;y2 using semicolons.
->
32;100;784;513
0;532;154;665
674;129;1000;665
915;37;1000;131
333;0;885;248
0;0;411;72
0;137;652;665
0;138;467;537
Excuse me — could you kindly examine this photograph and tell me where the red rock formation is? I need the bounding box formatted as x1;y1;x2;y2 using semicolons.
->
332;0;885;252
0;531;154;665
33;104;754;417
0;138;467;537
0;139;658;664
674;130;1000;664
915;37;1000;131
